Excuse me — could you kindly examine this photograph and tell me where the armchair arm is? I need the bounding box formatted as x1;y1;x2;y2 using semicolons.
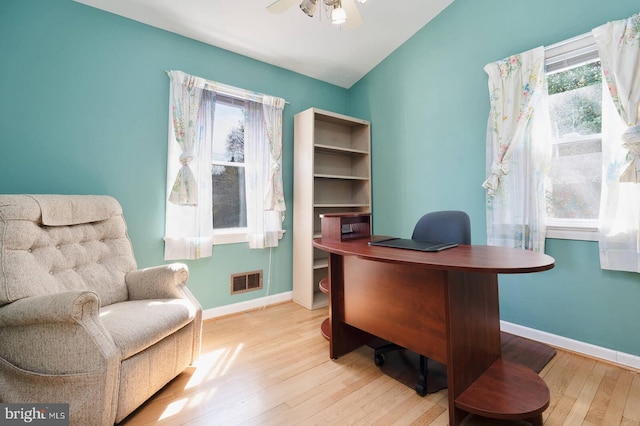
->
125;263;190;300
0;291;119;375
125;263;202;366
0;291;100;327
0;291;120;425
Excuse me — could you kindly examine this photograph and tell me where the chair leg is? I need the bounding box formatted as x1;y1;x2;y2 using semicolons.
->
373;342;404;367
416;354;428;396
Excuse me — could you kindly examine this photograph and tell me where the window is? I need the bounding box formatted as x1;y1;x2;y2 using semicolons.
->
164;71;286;260
544;35;602;241
212;96;247;240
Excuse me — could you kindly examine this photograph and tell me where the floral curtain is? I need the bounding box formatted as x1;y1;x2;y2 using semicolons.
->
167;71;205;206
244;96;286;249
263;96;287;214
164;71;216;260
593;13;640;272
483;46;551;252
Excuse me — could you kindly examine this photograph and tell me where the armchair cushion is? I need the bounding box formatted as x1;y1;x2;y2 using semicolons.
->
100;299;196;360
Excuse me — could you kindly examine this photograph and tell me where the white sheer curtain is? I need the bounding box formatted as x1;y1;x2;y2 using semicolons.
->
483;47;551;252
593;13;640;272
164;71;215;260
244;96;286;249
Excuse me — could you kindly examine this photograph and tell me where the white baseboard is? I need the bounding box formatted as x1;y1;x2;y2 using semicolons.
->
203;296;639;371
202;291;293;320
501;320;640;371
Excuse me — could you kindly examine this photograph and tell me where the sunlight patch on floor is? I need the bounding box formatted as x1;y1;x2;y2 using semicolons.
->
221;343;243;377
155;345;247;421
186;343;244;389
158;398;187;421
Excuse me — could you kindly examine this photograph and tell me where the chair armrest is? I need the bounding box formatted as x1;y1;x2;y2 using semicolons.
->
0;291;99;327
0;291;119;375
125;263;190;300
125;263;202;365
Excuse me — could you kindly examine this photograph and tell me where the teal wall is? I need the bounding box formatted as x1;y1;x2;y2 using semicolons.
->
2;0;639;358
348;0;640;356
0;0;348;310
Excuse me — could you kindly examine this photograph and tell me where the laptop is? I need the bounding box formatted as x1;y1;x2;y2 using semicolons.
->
368;237;459;252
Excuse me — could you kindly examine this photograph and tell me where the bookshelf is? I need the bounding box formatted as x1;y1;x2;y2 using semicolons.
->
292;108;371;310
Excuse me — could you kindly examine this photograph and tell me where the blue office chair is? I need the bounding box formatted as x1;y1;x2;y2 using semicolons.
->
374;210;471;396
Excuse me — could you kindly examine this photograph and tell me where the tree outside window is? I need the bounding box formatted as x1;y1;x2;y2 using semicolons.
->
212;101;247;229
546;61;602;221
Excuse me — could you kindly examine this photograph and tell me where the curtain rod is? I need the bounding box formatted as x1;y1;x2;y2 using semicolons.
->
165;70;289;105
544;30;598;70
545;31;593;52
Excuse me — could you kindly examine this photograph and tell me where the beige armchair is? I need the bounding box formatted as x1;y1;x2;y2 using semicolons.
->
0;195;202;425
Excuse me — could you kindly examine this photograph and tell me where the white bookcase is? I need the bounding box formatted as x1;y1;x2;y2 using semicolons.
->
293;108;372;310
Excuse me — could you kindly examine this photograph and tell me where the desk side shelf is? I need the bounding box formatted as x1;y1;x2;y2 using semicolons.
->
317;213;370;342
455;359;549;425
319;277;331;341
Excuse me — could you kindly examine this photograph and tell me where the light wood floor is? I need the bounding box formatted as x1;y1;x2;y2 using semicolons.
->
121;302;640;426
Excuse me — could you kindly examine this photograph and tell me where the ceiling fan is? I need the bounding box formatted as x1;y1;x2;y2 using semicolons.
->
267;0;368;29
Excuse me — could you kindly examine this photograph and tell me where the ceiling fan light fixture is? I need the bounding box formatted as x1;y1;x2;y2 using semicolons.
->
357;0;368;3
299;0;317;17
331;4;347;25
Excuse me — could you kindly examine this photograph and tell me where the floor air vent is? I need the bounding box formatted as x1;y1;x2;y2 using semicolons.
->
230;270;263;294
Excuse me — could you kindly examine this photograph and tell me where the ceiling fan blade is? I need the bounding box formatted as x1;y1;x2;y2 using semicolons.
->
342;0;363;29
267;0;299;14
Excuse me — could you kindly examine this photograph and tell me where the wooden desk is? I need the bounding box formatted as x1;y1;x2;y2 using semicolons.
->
313;236;555;426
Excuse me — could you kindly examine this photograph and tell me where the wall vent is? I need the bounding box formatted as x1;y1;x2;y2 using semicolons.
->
230;270;263;294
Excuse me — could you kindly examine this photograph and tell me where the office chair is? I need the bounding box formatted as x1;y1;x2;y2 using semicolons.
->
374;210;471;396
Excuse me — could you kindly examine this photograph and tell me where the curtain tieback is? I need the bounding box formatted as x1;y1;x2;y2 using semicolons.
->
169;150;198;206
482;161;509;196
179;151;195;165
619;125;640;183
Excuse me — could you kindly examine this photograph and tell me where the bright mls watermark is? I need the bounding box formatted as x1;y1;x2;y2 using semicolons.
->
0;404;68;425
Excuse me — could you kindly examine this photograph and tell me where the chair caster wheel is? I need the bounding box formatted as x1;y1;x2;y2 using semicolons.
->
415;382;427;396
374;353;385;367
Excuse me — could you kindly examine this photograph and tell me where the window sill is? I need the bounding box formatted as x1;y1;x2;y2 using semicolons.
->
212;229;286;245
546;221;598;241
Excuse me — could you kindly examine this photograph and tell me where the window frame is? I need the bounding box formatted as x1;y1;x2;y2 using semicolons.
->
210;94;249;245
208;93;286;246
544;33;602;242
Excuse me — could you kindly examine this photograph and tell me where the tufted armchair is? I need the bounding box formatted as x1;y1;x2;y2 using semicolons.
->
0;195;202;425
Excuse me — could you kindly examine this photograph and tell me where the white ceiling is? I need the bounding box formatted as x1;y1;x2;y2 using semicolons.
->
75;0;453;88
